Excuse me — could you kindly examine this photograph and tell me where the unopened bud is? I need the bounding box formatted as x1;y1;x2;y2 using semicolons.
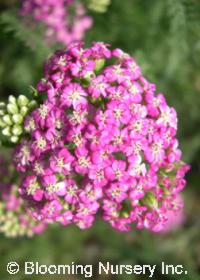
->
0;110;5;116
10;135;19;143
28;100;37;109
2;115;12;125
7;104;18;115
2;126;11;136
121;211;129;218
95;59;105;72
12;114;23;124
87;0;110;13
8;95;17;105
12;125;23;136
0;119;6;128
141;192;158;208
83;71;95;83
18;95;29;107
20;106;29;117
0;102;5;108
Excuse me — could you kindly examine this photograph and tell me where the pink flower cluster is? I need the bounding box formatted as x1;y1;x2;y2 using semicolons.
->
21;0;92;45
0;156;46;237
14;42;190;232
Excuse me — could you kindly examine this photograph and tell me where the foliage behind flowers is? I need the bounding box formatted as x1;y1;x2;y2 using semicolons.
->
0;42;189;233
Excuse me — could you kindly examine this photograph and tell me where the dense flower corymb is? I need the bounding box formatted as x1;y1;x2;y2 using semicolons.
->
14;42;190;232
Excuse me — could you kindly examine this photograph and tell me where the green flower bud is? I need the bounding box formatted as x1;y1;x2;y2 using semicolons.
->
87;0;110;13
95;58;105;72
0;119;6;128
7;103;19;115
28;100;37;109
82;71;95;83
10;135;19;143
2;114;13;126
20;106;29;117
18;95;29;107
12;125;23;136
12;114;23;124
0;110;5;116
121;211;129;218
0;102;5;108
141;192;158;209
2;126;11;136
8;95;17;105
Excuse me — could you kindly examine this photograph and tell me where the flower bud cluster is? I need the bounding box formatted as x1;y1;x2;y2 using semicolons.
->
0;156;46;237
21;0;93;45
0;95;37;144
14;42;189;232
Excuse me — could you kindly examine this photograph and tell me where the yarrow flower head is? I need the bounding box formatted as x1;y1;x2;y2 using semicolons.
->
20;0;93;45
0;156;46;237
12;42;189;232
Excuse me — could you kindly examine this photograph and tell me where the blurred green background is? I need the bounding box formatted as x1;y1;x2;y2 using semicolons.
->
0;0;200;279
